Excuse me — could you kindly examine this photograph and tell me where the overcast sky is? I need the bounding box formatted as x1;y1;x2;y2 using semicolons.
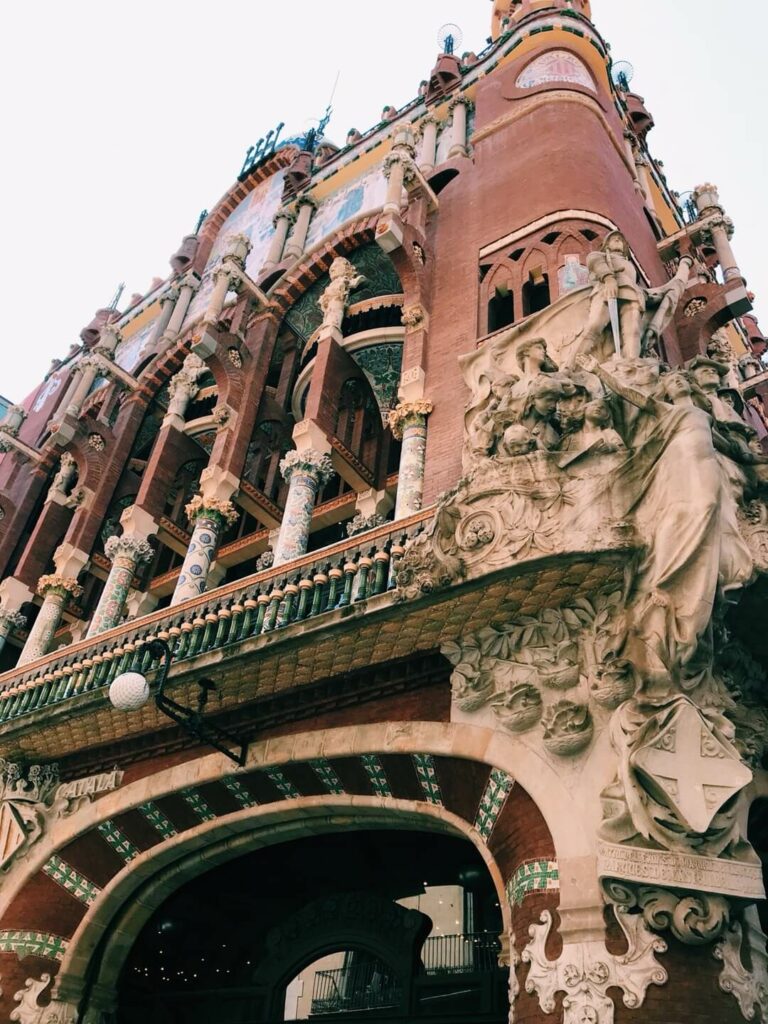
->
1;0;765;403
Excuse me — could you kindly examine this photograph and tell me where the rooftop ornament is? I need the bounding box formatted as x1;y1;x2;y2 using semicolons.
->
438;23;463;56
109;638;248;766
238;121;285;182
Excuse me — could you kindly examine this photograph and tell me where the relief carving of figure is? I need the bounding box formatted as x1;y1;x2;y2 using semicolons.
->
579;355;754;690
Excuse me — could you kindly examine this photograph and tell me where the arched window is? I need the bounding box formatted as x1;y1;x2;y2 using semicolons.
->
522;268;551;316
488;285;515;332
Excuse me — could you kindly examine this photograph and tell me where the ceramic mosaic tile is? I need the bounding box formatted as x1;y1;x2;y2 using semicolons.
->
139;801;177;839
309;759;345;795
266;767;301;799
475;768;514;840
42;854;100;906
411;754;443;805
223;776;259;808
181;788;216;822
97;820;139;863
507;859;560;906
0;930;68;961
361;754;391;797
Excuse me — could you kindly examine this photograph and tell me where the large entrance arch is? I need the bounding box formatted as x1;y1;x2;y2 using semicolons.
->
0;724;567;1023
115;828;508;1023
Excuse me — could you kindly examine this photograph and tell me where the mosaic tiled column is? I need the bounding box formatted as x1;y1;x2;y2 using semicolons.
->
86;536;154;637
273;450;334;567
17;576;83;666
171;497;239;606
0;609;26;656
388;400;433;519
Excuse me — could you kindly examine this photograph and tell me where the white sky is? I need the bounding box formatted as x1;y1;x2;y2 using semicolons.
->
1;0;765;403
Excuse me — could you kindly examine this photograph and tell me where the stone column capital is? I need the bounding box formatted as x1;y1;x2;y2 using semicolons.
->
273;207;296;228
0;608;27;632
104;534;154;564
388;400;433;440
418;113;442;129
184;494;239;528
178;270;200;293
383;151;417;180
222;232;252;266
36;574;83;601
293;192;319;212
449;95;474;114
279;448;334;485
401;304;426;331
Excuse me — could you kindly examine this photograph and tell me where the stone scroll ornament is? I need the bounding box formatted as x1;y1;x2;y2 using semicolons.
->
522;907;667;1023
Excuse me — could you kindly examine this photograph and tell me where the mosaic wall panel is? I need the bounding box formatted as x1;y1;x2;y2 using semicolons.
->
353;342;402;415
114;317;158;372
306;165;387;250
507;858;559;906
186;170;286;323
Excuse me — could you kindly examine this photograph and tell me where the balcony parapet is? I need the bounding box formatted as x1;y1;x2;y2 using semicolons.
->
0;512;432;734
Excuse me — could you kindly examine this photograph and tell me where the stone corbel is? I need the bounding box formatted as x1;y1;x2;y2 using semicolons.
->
0;430;43;463
84;352;140;393
522;908;668;1023
223;261;271;308
402;159;440;212
0;406;41;462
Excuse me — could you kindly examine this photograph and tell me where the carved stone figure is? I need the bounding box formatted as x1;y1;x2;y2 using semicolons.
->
579;232;691;361
319;257;366;332
580;231;647;360
166;352;207;419
48;453;77;499
580;355;754;689
517;377;563;451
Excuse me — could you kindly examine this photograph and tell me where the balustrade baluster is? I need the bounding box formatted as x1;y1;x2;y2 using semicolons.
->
326;566;343;609
311;573;327;616
262;589;283;632
296;579;313;619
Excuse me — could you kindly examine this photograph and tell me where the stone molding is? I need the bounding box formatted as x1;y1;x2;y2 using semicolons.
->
714;918;768;1022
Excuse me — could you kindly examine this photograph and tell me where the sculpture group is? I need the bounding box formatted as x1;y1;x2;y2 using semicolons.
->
397;231;768;945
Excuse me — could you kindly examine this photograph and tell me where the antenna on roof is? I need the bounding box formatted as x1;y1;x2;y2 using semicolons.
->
195;209;208;235
108;282;125;311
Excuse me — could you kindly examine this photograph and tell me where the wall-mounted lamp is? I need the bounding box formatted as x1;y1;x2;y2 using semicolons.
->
109;638;248;766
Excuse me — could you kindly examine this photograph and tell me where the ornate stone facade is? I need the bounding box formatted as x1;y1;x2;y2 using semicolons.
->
0;4;764;1024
